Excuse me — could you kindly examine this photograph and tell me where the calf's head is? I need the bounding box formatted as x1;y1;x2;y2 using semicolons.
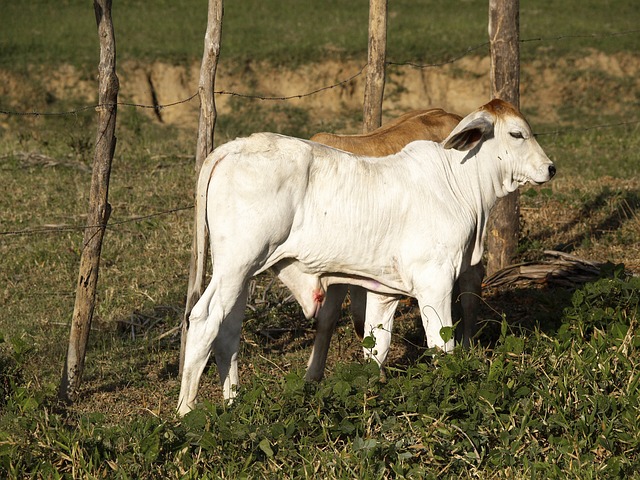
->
443;99;556;192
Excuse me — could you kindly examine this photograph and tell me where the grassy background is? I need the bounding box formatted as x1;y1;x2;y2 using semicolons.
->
1;0;640;478
1;0;639;69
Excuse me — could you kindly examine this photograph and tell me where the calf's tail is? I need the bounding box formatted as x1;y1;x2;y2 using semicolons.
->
184;149;227;318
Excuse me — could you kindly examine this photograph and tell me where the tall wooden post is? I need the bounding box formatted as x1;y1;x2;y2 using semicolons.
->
486;0;520;276
60;0;119;402
180;0;224;375
362;0;388;133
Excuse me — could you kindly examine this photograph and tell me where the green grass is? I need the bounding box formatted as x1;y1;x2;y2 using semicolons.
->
535;123;640;180
1;0;640;478
2;275;639;477
1;0;638;70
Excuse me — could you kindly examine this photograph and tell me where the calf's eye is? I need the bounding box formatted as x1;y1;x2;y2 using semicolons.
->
509;131;524;139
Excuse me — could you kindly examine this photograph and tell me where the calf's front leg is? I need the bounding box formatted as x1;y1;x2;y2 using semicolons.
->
361;292;401;368
416;275;456;353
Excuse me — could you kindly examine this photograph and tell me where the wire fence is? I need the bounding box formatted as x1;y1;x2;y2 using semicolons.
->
1;28;639;240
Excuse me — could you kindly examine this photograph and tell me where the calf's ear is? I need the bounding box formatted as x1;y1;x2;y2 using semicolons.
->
442;111;494;152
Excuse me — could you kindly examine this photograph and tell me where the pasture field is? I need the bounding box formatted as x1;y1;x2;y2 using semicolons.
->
2;0;638;69
1;1;639;478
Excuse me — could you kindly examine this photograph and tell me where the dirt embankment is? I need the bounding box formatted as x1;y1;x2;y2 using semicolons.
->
1;50;639;132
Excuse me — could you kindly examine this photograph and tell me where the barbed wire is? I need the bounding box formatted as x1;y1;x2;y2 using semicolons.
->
386;42;490;69
390;28;640;70
0;93;201;118
0;205;193;237
213;63;367;101
0;64;366;116
0;64;367;117
520;28;640;44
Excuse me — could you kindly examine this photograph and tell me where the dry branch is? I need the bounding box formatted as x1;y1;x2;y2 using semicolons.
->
483;250;610;290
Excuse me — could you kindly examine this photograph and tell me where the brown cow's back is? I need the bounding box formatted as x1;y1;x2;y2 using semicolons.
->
311;108;462;157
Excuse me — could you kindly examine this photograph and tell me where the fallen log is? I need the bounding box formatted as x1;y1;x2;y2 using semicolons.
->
482;250;616;290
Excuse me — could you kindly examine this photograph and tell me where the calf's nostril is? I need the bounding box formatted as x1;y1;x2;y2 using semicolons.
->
548;164;556;178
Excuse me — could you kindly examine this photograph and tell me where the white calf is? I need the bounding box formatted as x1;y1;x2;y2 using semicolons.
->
305;107;483;385
178;99;555;415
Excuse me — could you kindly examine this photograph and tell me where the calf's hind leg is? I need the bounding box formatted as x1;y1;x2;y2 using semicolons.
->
177;276;249;416
213;285;249;402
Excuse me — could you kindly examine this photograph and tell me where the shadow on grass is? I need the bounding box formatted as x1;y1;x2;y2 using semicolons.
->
531;187;640;252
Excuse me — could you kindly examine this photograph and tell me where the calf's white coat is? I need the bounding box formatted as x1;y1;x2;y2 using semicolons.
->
178;99;555;415
307;107;476;384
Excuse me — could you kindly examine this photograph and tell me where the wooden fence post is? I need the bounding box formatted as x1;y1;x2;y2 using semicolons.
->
180;0;224;375
362;0;388;133
59;0;119;402
486;0;520;276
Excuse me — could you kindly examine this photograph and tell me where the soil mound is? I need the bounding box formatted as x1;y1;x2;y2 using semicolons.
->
2;51;639;132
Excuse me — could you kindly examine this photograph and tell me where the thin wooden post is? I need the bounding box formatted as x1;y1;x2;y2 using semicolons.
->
59;0;119;402
362;0;388;133
486;0;520;276
180;0;224;375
